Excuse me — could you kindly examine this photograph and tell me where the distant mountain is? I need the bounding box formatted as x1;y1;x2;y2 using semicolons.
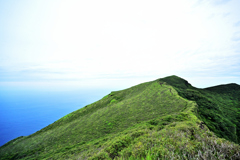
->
0;75;239;159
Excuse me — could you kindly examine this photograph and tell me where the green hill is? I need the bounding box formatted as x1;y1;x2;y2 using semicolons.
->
0;75;239;159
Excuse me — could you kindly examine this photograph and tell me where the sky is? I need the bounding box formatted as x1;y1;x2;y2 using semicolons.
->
1;0;240;89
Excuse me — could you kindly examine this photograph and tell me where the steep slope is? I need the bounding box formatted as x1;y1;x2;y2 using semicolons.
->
162;76;240;144
0;76;239;160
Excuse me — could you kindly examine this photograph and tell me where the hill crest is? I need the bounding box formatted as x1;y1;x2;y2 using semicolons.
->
0;75;239;159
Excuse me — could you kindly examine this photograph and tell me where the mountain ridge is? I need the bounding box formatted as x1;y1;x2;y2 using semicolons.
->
0;75;239;159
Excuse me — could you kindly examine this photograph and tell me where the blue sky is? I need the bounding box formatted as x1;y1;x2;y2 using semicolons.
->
1;0;240;89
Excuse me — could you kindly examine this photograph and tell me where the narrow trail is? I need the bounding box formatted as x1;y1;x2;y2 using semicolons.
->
159;82;173;95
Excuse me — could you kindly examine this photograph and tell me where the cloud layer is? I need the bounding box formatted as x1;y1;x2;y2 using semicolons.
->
0;0;240;88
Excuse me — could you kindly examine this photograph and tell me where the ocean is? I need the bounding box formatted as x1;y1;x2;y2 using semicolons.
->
0;87;110;147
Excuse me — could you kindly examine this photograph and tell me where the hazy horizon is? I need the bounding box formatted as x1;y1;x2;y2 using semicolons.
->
0;86;113;146
1;0;240;89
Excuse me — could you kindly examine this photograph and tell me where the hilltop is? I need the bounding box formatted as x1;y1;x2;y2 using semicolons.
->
0;75;239;159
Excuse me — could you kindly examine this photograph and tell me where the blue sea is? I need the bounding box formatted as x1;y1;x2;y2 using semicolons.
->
0;87;111;147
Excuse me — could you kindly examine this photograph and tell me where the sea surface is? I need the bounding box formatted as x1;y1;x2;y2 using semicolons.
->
0;87;110;147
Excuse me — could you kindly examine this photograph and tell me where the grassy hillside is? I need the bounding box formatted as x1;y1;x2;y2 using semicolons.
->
0;76;239;159
161;76;240;144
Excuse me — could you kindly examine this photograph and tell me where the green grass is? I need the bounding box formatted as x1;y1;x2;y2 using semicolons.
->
161;76;240;144
0;75;239;159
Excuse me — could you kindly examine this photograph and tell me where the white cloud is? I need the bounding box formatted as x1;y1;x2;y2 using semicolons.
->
0;0;240;88
232;32;240;41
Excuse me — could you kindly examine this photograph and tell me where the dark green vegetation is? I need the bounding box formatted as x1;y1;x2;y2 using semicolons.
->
0;76;239;159
160;76;240;144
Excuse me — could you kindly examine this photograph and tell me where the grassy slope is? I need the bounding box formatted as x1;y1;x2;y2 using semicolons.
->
161;76;240;144
0;76;239;159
